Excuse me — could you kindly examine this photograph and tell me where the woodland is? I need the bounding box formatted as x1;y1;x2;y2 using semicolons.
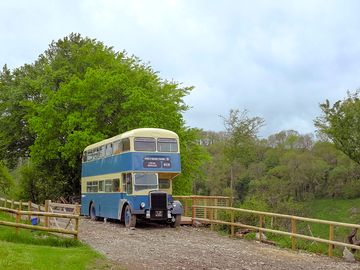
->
0;33;360;216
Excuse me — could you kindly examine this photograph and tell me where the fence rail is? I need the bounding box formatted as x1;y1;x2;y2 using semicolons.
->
191;204;360;257
0;197;80;239
173;195;231;218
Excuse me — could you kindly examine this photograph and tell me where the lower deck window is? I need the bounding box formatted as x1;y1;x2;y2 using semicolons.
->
105;179;120;192
123;173;133;194
105;180;112;192
134;173;158;191
86;181;99;192
87;179;119;193
99;180;104;192
113;179;120;192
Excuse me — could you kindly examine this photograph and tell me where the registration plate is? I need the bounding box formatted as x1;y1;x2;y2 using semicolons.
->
155;210;163;217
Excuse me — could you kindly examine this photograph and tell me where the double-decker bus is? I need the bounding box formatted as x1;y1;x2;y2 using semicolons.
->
80;128;183;228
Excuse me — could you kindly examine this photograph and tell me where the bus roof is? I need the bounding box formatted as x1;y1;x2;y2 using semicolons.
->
84;128;179;152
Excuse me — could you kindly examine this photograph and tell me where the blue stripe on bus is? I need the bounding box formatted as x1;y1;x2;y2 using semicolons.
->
81;152;181;177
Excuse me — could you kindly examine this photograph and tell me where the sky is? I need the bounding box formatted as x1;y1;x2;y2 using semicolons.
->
1;0;360;137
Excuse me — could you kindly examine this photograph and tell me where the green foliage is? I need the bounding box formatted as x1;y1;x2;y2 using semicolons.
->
222;109;265;166
173;128;209;195
315;90;360;165
235;196;270;226
0;162;13;195
16;162;68;203
0;33;202;198
196;109;265;200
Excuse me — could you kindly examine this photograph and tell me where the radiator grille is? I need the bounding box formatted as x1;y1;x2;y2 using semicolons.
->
150;192;167;210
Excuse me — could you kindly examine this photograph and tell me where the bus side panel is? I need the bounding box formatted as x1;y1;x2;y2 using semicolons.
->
81;193;124;219
81;194;91;216
124;195;150;214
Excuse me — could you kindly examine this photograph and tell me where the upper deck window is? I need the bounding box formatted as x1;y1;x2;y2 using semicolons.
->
105;144;113;156
134;137;156;151
122;138;130;152
157;138;178;152
113;138;130;154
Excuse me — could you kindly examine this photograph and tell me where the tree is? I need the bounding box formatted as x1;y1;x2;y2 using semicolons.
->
221;109;265;201
0;33;201;199
315;91;360;165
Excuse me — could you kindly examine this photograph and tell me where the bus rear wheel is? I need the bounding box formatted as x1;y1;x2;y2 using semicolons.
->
124;205;136;228
90;203;98;221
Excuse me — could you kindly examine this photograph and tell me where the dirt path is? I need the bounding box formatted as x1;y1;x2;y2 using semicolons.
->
79;218;359;270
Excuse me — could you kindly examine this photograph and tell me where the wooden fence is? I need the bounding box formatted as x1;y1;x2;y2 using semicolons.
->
0;197;80;239
189;204;360;257
173;195;230;218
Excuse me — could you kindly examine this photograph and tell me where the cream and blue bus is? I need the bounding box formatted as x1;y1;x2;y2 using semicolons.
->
80;128;183;228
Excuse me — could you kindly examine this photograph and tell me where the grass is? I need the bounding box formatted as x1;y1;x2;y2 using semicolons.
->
0;212;124;270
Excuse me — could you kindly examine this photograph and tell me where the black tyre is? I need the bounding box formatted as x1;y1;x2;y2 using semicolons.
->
170;214;181;228
124;205;136;228
90;203;98;221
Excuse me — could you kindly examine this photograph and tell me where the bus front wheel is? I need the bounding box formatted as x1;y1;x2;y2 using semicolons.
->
124;205;136;228
170;214;181;228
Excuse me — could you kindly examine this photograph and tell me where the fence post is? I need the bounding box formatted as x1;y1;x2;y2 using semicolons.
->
184;199;189;217
259;215;264;242
328;224;334;257
210;207;214;231
11;199;14;217
19;200;22;211
291;217;297;250
214;198;218;220
192;197;196;225
45;200;51;228
37;204;41;224
74;203;80;240
28;201;32;222
15;210;20;235
231;209;235;237
204;199;207;219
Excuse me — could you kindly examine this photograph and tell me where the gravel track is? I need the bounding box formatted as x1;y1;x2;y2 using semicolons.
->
79;218;359;270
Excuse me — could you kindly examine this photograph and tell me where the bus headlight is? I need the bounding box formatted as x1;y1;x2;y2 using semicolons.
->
140;202;145;209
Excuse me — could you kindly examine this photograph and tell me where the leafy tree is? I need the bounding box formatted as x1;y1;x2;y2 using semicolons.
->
174;128;209;195
315;91;360;165
222;109;265;167
222;109;265;201
0;33;200;199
